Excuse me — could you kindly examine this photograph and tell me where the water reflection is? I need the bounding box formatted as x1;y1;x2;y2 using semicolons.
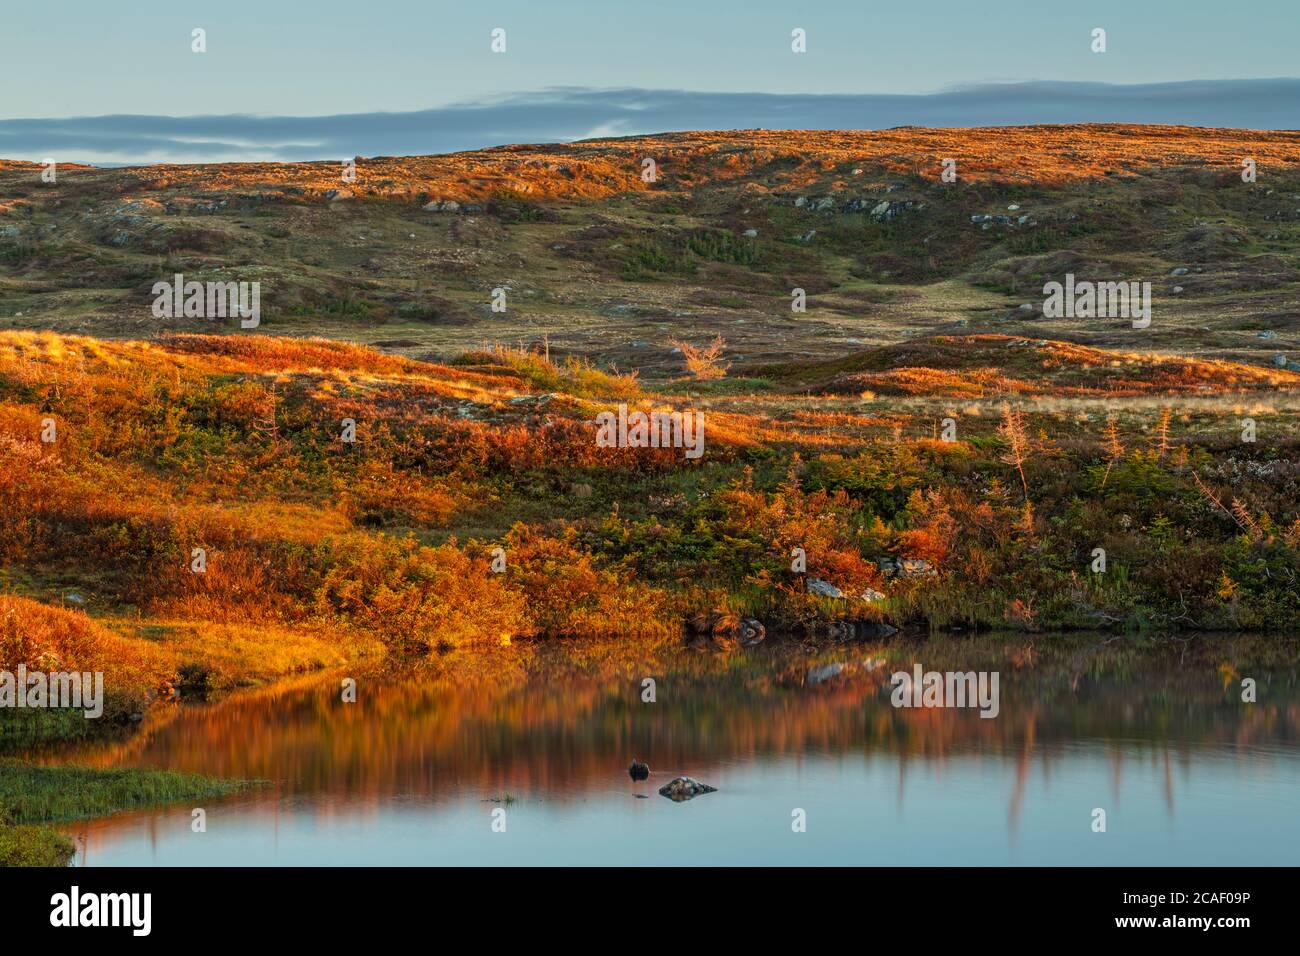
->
54;634;1300;866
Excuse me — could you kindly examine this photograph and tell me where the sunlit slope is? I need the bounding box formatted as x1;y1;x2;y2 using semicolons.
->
2;125;1299;374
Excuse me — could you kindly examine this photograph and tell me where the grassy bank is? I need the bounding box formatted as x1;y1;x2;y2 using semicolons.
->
0;331;1296;654
0;822;73;866
0;760;254;866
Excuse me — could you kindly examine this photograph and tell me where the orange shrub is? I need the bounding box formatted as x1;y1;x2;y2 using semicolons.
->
0;595;171;712
313;534;528;651
502;525;673;640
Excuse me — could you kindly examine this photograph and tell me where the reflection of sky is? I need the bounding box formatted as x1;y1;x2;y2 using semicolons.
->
68;749;1300;866
54;647;1300;866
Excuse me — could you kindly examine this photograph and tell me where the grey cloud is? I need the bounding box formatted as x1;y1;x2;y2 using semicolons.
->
2;80;1298;166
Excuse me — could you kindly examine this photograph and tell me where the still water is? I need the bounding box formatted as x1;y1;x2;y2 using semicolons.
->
54;636;1300;866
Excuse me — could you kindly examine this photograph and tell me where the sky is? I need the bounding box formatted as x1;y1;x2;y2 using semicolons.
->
1;0;1296;163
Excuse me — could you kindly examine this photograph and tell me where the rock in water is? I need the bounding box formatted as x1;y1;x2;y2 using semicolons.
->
860;622;900;639
819;620;855;641
658;776;717;802
713;615;765;647
628;759;650;781
689;613;767;648
817;620;899;641
807;663;846;685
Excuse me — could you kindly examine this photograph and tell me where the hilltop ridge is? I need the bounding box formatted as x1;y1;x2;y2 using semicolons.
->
2;125;1299;377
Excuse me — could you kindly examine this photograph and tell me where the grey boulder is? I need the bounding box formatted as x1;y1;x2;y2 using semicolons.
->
658;776;717;802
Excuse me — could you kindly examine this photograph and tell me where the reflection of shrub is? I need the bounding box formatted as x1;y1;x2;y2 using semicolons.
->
176;661;213;700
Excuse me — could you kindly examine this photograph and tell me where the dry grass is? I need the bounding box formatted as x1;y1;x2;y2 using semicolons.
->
17;126;1300;205
0;330;680;676
788;335;1300;397
672;335;731;381
0;596;171;711
0;326;1296;693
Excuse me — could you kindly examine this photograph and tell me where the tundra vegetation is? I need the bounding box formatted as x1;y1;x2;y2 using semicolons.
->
1;125;1299;861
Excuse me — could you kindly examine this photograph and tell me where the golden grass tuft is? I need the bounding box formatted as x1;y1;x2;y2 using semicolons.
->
0;596;171;710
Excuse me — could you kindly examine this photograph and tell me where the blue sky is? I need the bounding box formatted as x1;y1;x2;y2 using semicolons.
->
1;0;1296;162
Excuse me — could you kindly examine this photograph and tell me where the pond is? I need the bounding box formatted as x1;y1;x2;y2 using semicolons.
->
51;635;1300;866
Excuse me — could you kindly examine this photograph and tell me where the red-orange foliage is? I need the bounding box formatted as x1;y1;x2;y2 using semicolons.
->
0;596;170;711
35;126;1300;207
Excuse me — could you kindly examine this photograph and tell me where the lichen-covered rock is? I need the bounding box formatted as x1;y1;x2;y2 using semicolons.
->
806;577;844;598
658;776;717;802
898;558;936;577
